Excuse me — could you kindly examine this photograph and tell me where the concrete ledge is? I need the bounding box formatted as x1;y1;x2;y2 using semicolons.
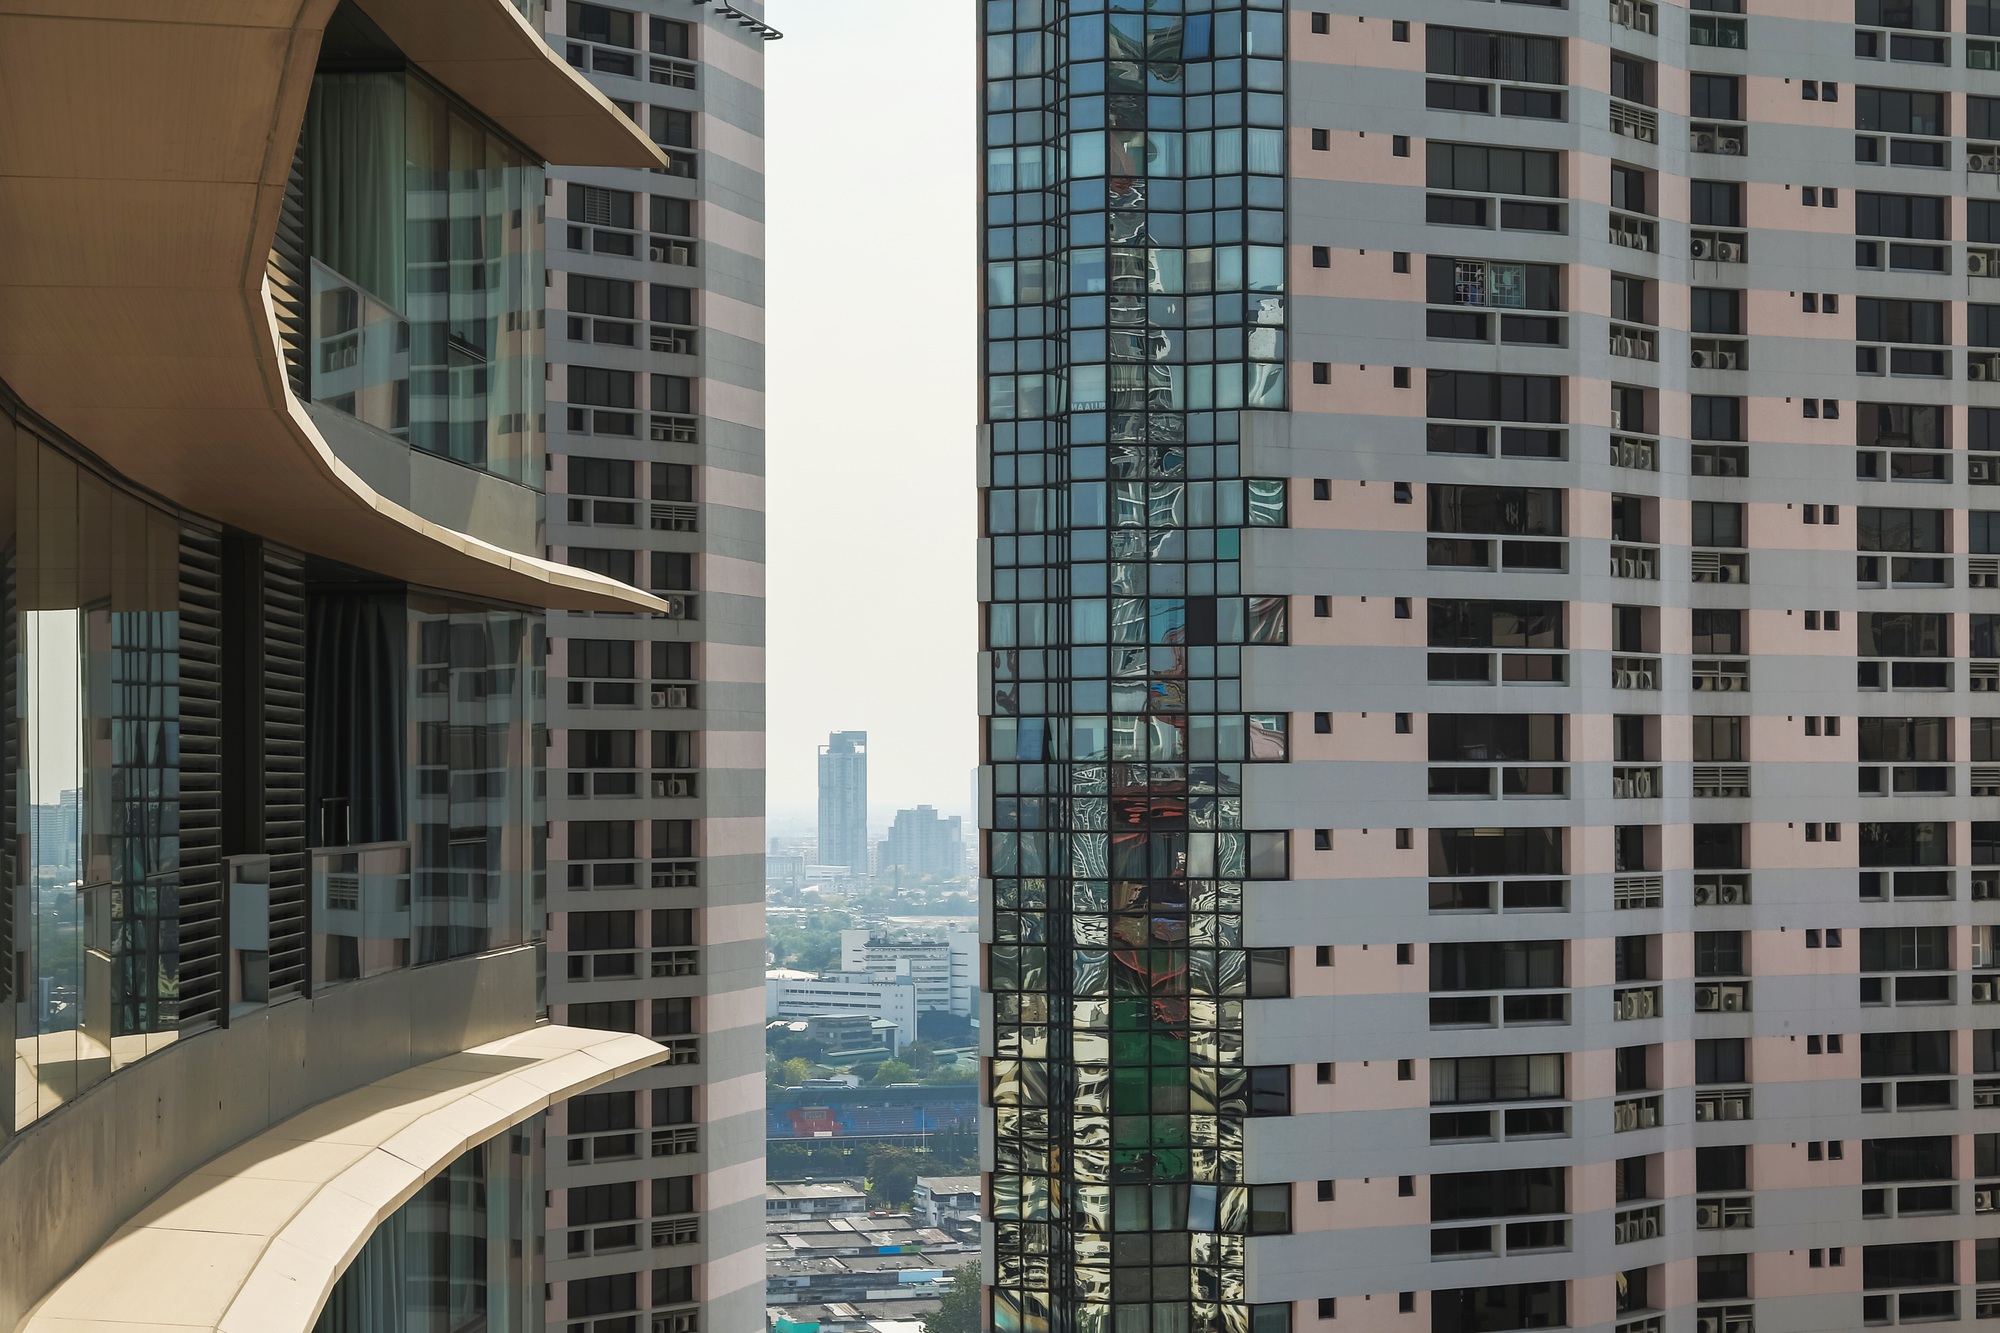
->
17;1025;665;1333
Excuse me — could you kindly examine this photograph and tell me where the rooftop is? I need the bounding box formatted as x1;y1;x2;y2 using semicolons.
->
916;1175;980;1196
768;1181;867;1201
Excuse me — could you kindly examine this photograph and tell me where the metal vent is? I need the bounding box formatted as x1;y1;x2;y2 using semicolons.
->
176;522;225;1028
263;545;308;999
267;141;311;399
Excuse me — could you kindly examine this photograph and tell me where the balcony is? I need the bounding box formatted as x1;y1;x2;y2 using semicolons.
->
1611;323;1658;361
1862;1076;1954;1112
1697;1304;1754;1333
1611;434;1659;470
1694;873;1751;906
1691;122;1748;155
1690;12;1747;47
1693;659;1749;692
1611;99;1659;143
1609;211;1658;252
1613;1093;1662;1132
1613;1204;1663;1243
1612;543;1660;579
1695;1086;1753;1122
1695;1195;1754;1230
1693;980;1751;1012
1613;984;1662;1020
652;1126;699;1157
1692;549;1749;583
1613;765;1662;799
1610;0;1657;35
1693;765;1751;798
1613;655;1661;690
1691;336;1748;370
1430;991;1570;1029
1615;874;1664;909
1691;229;1747;263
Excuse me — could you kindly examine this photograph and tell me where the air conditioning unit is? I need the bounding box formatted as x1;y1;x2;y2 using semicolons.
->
1695;985;1720;1011
1978;1187;1999;1211
1976;153;2000;173
1615;0;1637;26
1974;457;1997;482
1695;1098;1718;1121
1641;1214;1659;1238
1717;241;1744;262
661;775;693;798
658;594;690;618
1691;237;1713;260
1717;351;1739;370
1693;132;1718;153
1698;1317;1722;1333
1692;349;1713;369
1723;1095;1747;1119
1694;882;1716;906
1974;361;1991;382
1976;980;1996;1003
1613;336;1634;357
1721;988;1744;1011
653;685;691;708
1611;409;1624;430
1718;136;1744;155
1984;355;2000;380
1974;251;1994;277
1696;1201;1723;1229
1719;882;1744;904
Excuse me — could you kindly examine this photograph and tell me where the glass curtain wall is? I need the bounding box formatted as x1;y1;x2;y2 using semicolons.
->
313;1126;544;1333
1;407;183;1132
981;2;1290;1330
305;72;547;486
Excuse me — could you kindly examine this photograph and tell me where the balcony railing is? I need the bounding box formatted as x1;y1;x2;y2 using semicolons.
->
1611;434;1659;470
1615;874;1664;909
1693;764;1751;798
1611;99;1659;143
1614;984;1662;1019
1613;765;1662;799
1696;1195;1754;1230
1694;873;1751;906
1693;658;1750;692
1695;1086;1752;1121
1613;655;1660;690
1613;1093;1662;1132
1612;543;1660;579
1614;1203;1663;1243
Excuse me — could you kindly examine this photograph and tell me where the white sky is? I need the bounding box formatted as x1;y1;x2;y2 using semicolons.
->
762;2;979;836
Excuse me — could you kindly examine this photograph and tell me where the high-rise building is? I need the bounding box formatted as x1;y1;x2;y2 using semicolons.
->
981;3;2000;1331
0;2;670;1329
536;2;773;1330
818;730;870;872
883;803;967;881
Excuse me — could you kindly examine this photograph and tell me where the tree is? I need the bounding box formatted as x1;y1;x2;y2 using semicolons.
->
868;1146;919;1205
922;1064;972;1086
902;1042;940;1075
922;1261;980;1333
781;1057;813;1086
871;1059;914;1085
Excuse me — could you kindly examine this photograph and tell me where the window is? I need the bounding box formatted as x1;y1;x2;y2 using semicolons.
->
1692;74;1742;120
1692;180;1743;227
1692;716;1743;763
1431;827;1563;877
1312;245;1330;268
1432;1283;1564;1333
568;2;635;47
1860;299;1946;345
654;1174;696;1215
569;456;636;498
1248;1065;1292;1116
652;195;694;238
1692;501;1744;548
567;1272;638;1318
1858;507;1946;552
1427;143;1561;197
570;274;635;319
1858;87;1947;136
1430;1053;1564;1104
1311;128;1329;151
1427;373;1563;423
1311;11;1329;34
1429;940;1564;990
1857;192;1948;240
569;1090;636;1133
1698;1255;1749;1301
1426;27;1565;84
650;106;695;149
1693;395;1745;441
1428;485;1564;536
570;366;636;408
654;1266;695;1306
652;551;694;590
1692;288;1744;335
567;547;637;586
1696;1037;1746;1084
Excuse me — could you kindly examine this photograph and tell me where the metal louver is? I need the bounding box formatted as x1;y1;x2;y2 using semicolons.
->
176;522;225;1029
263;545;308;1000
266;141;310;399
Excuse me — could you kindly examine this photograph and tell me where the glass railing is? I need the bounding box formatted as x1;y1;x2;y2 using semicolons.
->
312;842;415;983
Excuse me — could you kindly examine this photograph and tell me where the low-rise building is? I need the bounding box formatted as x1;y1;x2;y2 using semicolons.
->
766;1181;868;1220
766;970;920;1050
912;1175;980;1229
838;927;979;1016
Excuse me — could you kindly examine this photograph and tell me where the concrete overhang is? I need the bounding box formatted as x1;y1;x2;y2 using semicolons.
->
15;1025;665;1333
0;0;668;613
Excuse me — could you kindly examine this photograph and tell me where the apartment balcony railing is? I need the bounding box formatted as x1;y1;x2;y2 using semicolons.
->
1613;1093;1662;1132
1613;765;1662;799
1612;543;1660;579
1614;874;1664;909
1613;655;1660;690
1613;984;1662;1020
1694;1085;1753;1122
1613;1204;1663;1243
1611;433;1659;470
1693;764;1751;798
1611;99;1659;143
1693;873;1751;906
1696;1195;1754;1230
1693;658;1749;692
1609;0;1657;35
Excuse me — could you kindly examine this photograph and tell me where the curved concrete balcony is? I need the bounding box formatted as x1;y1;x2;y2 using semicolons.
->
0;0;668;612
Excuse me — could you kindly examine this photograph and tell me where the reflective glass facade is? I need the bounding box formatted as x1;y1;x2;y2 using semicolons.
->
980;3;1293;1329
304;70;548;486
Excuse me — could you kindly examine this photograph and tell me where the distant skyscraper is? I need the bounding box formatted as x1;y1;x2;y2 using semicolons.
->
817;731;869;871
883;804;964;881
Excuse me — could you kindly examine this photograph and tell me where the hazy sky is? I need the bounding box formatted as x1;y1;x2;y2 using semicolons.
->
763;2;979;835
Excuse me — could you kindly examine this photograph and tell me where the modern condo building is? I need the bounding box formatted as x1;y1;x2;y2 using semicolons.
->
538;2;772;1331
0;1;671;1329
979;1;2000;1331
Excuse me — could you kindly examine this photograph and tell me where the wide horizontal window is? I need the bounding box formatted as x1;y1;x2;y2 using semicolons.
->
1427;142;1561;197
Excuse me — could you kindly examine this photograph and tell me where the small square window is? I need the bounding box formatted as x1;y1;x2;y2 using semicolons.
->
1808;822;1822;841
1395;712;1412;733
1315;829;1332;851
1393;366;1411;389
1395;828;1413;850
1392;135;1410;157
1318;1296;1337;1319
1316;945;1333;967
1392;19;1410;41
1803;82;1819;100
1394;597;1412;620
1827;929;1842;948
1802;186;1818;206
1804;400;1820;418
1311;11;1330;34
1314;595;1332;618
1311;128;1330;152
1823;188;1839;207
1810;1141;1825;1160
1804;504;1819;523
1313;478;1332;501
1393;251;1411;274
1808;1033;1824;1052
1807;929;1822;948
1398;1291;1416;1313
1316;1062;1334;1084
1805;609;1820;630
1823;82;1840;102
1824;296;1839;314
1317;1182;1335;1205
1312;362;1331;385
1314;712;1332;734
1397;1058;1414;1080
1823;504;1840;524
1824;399;1840;417
1396;943;1414;965
1393;481;1412;504
1826;610;1841;631
1806;716;1821;736
1826;821;1841;841
1810;1247;1825;1266
1803;292;1819;312
1829;1143;1844;1161
1831;1246;1845;1264
1312;245;1331;268
1826;716;1840;735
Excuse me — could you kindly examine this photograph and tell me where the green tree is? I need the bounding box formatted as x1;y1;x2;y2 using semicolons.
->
922;1063;971;1086
868;1146;919;1205
922;1261;981;1333
781;1057;813;1086
902;1042;940;1075
871;1059;914;1085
